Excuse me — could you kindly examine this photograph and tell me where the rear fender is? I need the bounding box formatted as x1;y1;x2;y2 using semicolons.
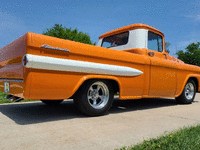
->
71;75;121;97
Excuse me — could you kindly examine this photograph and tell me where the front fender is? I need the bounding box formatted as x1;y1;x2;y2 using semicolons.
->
175;74;200;97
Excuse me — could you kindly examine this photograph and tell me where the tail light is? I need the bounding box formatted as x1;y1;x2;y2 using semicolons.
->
22;55;27;66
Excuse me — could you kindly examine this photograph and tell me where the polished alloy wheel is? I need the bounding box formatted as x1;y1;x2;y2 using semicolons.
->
184;82;195;100
87;81;109;109
74;80;114;116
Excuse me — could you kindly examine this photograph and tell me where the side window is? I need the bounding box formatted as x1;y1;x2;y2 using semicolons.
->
148;31;163;52
101;32;129;48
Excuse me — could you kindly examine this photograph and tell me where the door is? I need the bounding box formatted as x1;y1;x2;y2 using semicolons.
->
147;31;176;97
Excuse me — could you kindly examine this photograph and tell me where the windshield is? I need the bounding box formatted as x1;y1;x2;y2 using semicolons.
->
101;31;129;48
148;31;163;52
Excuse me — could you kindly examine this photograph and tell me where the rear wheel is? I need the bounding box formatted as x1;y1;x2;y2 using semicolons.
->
74;80;114;116
41;100;63;106
176;79;196;104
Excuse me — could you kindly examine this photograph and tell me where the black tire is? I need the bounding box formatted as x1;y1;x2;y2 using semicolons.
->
74;80;114;116
41;100;63;106
175;79;196;104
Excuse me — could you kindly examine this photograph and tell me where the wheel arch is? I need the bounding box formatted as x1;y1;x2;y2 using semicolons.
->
189;77;198;92
176;74;200;97
72;75;121;98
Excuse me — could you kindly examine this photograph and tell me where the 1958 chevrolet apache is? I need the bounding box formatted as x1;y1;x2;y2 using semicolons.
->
1;23;200;116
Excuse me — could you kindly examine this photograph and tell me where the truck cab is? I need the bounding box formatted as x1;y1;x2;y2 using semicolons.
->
97;24;184;97
97;24;166;53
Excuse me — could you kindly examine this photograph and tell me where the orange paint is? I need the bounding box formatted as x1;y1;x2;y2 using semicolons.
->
0;24;200;101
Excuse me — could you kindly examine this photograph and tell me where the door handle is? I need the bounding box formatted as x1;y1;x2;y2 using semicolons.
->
148;51;154;57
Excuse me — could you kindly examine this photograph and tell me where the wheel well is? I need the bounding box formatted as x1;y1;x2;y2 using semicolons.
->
73;79;119;98
108;79;119;94
189;77;198;92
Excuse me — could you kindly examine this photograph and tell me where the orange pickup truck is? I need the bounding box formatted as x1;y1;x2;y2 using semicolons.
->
1;23;200;116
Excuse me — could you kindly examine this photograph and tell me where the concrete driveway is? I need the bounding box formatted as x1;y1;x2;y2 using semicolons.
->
1;94;200;150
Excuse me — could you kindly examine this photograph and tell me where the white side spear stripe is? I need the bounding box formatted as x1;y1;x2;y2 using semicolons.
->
24;54;143;76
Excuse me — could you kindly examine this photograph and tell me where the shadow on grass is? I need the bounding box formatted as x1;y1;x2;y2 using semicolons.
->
0;97;181;125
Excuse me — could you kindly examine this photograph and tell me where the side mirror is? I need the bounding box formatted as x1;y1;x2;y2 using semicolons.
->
165;50;170;54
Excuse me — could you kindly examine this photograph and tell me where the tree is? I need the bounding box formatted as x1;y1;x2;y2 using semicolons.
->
165;42;171;53
176;42;200;66
43;24;95;45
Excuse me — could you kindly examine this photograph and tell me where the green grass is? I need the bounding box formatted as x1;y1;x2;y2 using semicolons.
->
118;125;200;150
0;91;37;104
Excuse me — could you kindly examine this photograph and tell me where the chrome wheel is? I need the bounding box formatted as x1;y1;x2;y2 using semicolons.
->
185;82;195;100
87;81;109;109
74;80;114;116
176;79;196;104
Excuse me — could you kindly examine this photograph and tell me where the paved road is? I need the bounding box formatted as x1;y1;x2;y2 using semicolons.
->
1;94;200;150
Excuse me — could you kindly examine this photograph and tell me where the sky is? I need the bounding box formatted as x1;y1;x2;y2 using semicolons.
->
0;0;199;57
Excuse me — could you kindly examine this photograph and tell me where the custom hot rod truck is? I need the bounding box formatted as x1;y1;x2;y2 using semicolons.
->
1;23;200;116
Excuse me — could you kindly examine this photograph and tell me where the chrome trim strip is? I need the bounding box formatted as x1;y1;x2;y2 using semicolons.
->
24;54;143;76
41;45;70;52
0;79;24;82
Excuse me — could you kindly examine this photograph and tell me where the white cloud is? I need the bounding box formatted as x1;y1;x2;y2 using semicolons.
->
0;11;29;48
0;11;26;31
174;29;200;52
170;38;200;58
178;39;198;49
183;14;200;22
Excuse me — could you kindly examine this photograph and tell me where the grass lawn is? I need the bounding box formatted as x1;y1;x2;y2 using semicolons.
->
118;125;200;150
0;91;37;104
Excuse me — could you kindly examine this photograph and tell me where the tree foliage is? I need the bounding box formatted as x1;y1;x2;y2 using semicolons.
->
176;42;200;66
165;42;171;53
43;24;95;45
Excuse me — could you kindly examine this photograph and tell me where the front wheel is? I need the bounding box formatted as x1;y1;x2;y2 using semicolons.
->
176;79;196;104
74;80;114;116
